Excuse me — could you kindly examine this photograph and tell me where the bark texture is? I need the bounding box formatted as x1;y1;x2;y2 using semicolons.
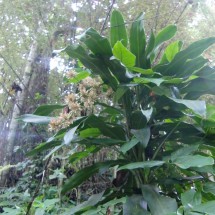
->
4;41;38;164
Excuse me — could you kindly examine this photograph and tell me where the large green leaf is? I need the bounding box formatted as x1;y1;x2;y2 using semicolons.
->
177;56;207;77
160;40;182;64
130;110;147;129
67;71;90;84
133;77;183;86
129;12;146;68
192;201;215;215
105;58;131;83
203;182;215;196
80;28;112;57
65;45;118;90
191;165;215;175
195;66;215;79
118;161;165;171
33;104;66;116
171;145;199;161
79;128;101;138
69;146;98;164
26;141;61;156
182;77;215;99
154;25;177;48
84;115;126;140
61;160;126;194
206;104;215;120
128;67;154;75
146;31;155;58
101;197;126;211
110;10;128;47
114;86;129;102
173;155;214;169
120;138;139;154
141;185;177;215
133;77;165;86
181;189;201;210
155;37;215;76
113;41;136;67
79;138;125;147
63;126;79;145
170;98;206;117
131;127;150;148
154;96;205;120
18;114;54;124
123;195;150;215
70;191;105;214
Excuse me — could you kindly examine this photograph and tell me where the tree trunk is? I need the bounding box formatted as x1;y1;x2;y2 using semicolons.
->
4;41;38;164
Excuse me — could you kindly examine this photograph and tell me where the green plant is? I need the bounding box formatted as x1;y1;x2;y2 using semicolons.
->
19;10;215;214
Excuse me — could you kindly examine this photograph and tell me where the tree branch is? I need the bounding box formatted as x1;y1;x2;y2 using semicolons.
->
100;0;116;35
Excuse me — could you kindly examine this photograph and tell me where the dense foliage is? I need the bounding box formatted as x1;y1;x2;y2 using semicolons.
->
1;8;215;215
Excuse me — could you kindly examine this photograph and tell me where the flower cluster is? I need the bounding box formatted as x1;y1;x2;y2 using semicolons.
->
49;112;73;131
66;69;77;79
48;74;112;132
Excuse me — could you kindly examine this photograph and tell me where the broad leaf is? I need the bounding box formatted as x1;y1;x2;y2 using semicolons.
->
171;145;199;161
131;127;150;148
18;114;54;124
146;31;155;58
80;138;125;146
133;77;164;86
123;195;150;215
118;161;165;171
80;28;112;57
173;155;214;169
170;98;206;117
65;45;118;90
141;185;177;215
84;115;126;140
61;160;126;194
129;12;146;68
203;182;215;196
191;165;215;175
155;37;215;76
114;86;129;102
105;57;131;83
26;141;61;156
113;41;136;67
196;65;215;79
128;67;154;75
63;126;79;145
70;191;104;214
160;40;182;63
69;146;99;164
134;77;183;86
110;10;128;47
155;25;177;48
130;110;147;129
102;197;126;209
80;128;101;138
67;71;90;84
44;145;64;160
33;104;66;116
181;189;201;210
192;201;215;215
177;56;207;77
206;104;215;120
120;138;139;154
182;77;215;99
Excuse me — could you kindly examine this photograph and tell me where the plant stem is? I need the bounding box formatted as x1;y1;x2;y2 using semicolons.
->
152;121;181;160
